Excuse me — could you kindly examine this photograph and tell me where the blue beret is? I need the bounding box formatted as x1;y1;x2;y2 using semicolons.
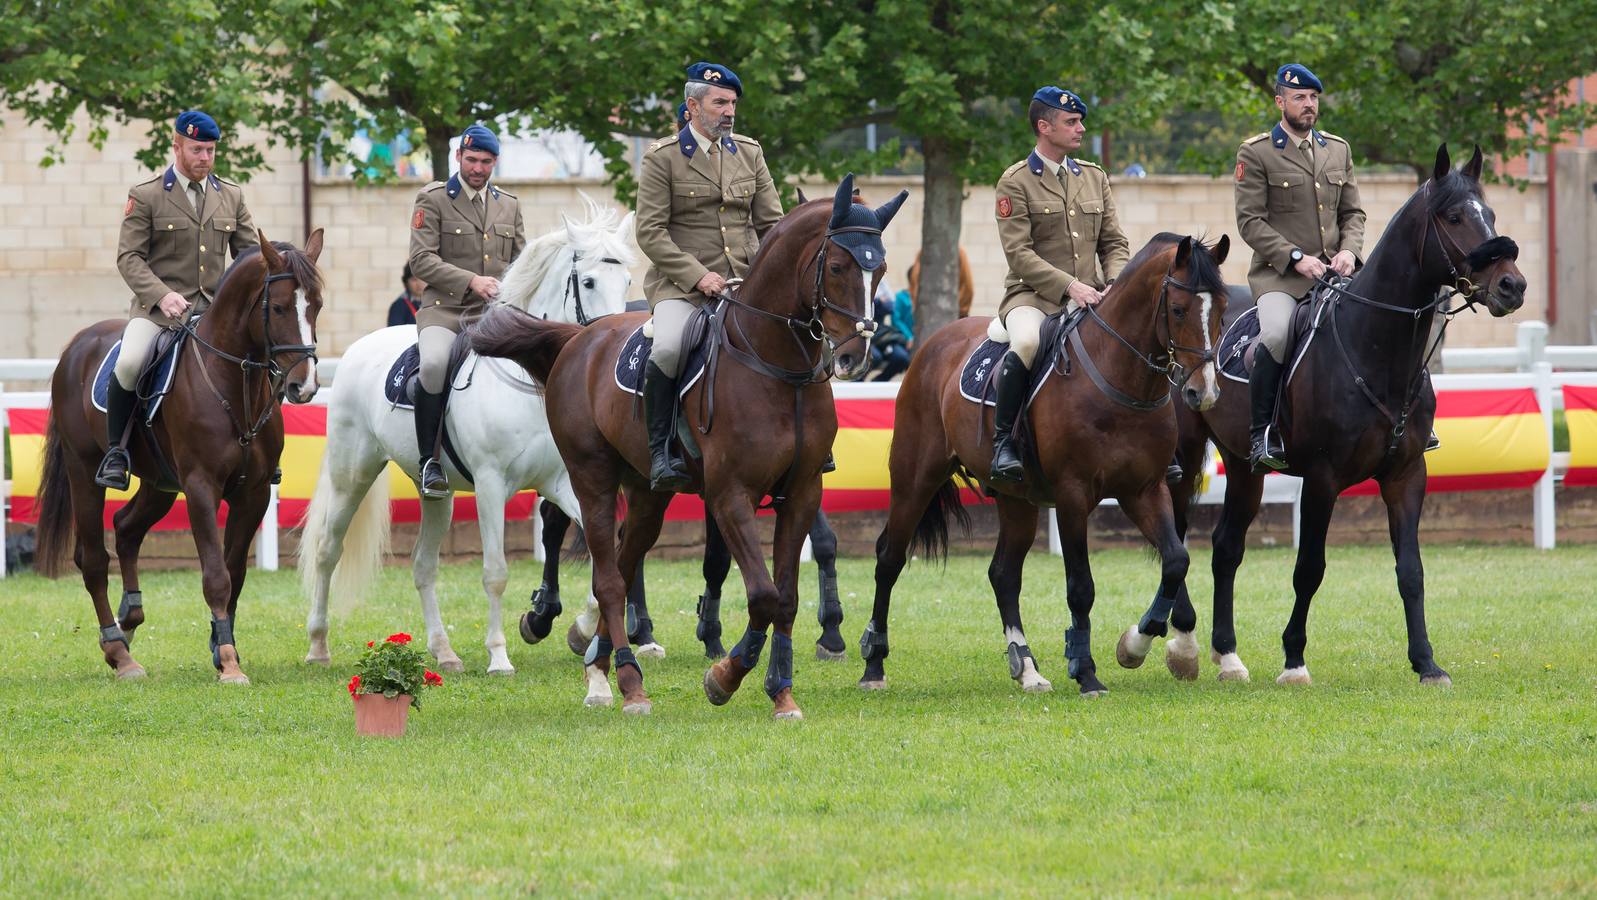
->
174;110;220;142
677;102;690;126
685;61;742;97
459;124;500;156
1032;86;1088;119
1276;63;1323;93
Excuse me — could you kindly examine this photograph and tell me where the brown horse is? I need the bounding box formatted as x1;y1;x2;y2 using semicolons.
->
860;234;1230;696
1166;145;1526;686
34;230;325;683
472;176;906;718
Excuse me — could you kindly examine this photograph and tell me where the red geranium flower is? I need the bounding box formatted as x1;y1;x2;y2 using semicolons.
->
347;674;362;696
424;670;443;686
366;641;374;648
385;632;413;645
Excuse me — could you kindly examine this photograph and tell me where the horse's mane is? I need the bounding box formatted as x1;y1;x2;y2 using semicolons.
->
498;195;636;316
218;241;324;299
743;200;829;273
1119;232;1228;296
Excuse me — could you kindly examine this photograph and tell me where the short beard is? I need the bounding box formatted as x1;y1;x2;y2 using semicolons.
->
706;117;733;139
1285;110;1317;134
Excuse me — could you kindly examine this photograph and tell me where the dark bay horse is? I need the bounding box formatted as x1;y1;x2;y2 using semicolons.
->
34;231;325;683
861;234;1229;696
1167;145;1526;686
472;177;906;717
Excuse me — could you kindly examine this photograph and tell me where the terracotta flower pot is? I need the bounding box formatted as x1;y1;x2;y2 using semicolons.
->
352;693;412;737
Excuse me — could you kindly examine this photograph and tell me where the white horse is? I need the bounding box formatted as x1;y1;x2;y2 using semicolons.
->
299;201;635;678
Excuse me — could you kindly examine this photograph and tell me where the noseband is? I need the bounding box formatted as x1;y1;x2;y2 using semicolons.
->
1082;256;1217;397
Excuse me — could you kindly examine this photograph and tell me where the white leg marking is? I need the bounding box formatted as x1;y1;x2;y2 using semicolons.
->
576;594;599;640
583;664;613;707
1215;652;1251;682
1276;665;1312;686
1122;627;1154;659
1019;656;1052;692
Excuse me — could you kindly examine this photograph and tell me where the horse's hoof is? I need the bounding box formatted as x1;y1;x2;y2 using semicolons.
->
1116;627;1150;669
1020;677;1053;693
774;709;804;720
858;678;888;691
635;643;666;660
1215;653;1252;682
815;643;846;662
519;612;545;646
218;672;250;685
304;654;330;666
1276;667;1312;686
1420;672;1453;687
771;687;803;720
703;665;734;706
486;666;515;678
1080;688;1108;699
621;699;652;716
116;664;147;680
1165;631;1200;681
436;657;465;674
584;693;613;707
566;621;590;656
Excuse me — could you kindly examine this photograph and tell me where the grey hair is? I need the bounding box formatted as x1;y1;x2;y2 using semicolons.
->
685;82;713;104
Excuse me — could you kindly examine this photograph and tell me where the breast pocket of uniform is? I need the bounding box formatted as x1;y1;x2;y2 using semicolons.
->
1030;203;1066;245
493;223;516;263
440;218;476;256
1267;172;1306;212
728;176;756;207
672;180;716;214
1324;169;1348;206
1077;200;1104;240
153;216;190;243
211;216;238;237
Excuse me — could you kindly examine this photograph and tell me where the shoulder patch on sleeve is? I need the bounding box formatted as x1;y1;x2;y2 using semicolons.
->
996;196;1013;218
412;208;426;229
124;196;135;217
1235;160;1246;182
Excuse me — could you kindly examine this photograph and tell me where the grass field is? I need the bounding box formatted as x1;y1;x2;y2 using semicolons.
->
2;543;1595;896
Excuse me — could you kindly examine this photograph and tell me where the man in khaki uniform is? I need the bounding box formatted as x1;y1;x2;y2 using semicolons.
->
634;61;783;490
989;86;1129;483
98;110;259;489
407;123;526;497
1234;63;1366;471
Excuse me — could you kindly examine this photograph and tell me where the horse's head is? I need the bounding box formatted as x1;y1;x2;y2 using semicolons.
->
815;174;909;381
500;197;635;324
1161;234;1230;410
1427;144;1526;317
253;228;324;403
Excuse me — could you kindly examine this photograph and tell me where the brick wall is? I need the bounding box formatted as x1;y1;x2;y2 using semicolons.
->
1;110;1550;361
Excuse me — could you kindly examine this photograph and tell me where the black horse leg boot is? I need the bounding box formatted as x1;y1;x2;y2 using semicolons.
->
413;387;451;498
644;361;690;491
1248;347;1288;473
989;350;1028;484
95;380;136;490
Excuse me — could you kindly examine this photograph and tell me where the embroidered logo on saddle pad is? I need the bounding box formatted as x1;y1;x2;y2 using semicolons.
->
613;324;710;398
92;332;185;424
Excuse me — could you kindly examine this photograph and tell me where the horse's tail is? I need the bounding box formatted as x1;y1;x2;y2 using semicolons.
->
297;459;391;604
33;414;75;579
468;305;582;386
906;476;974;564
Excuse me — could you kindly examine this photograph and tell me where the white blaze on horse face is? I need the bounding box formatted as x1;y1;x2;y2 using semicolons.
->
1468;199;1497;238
1198;291;1218;394
295;288;318;391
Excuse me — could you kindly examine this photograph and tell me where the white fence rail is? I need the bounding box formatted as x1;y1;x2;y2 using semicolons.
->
4;321;1596;577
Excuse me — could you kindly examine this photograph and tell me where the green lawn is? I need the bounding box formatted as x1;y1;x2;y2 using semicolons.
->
2;544;1594;896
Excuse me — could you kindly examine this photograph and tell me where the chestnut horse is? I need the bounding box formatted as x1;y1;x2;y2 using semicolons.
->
34;231;325;683
861;234;1229;696
473;176;906;718
1166;145;1526;686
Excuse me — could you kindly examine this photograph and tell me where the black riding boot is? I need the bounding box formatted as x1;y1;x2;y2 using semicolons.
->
413;387;451;499
95;380;137;490
1248;347;1287;473
644;361;690;492
989;351;1029;483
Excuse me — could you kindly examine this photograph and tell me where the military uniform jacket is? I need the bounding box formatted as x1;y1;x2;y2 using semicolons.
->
1235;124;1366;299
996;150;1129;318
118;166;258;327
408;174;526;331
635;127;783;309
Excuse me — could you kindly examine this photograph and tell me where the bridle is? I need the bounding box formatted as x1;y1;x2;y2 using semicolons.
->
561;252;625;326
717;226;879;384
1314;182;1518;455
1076;253;1218;405
181;266;318;446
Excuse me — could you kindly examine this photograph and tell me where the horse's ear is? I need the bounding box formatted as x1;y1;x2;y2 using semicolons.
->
1433;144;1451;182
258;228;283;271
302;227;324;264
873;190;910;230
796;187;809;204
1174;235;1193;269
830;173;855;228
617;209;636;238
559;212;576;241
1213;233;1230;266
1463;144;1484;181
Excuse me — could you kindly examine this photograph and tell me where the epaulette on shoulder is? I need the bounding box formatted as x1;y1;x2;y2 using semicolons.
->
493;186;518;199
1000;160;1028;179
134;172;163;188
1242;132;1270;146
421;180;447;193
731;132;761;147
1076;159;1104;171
646;136;675;154
1318;130;1348;145
213;174;240;187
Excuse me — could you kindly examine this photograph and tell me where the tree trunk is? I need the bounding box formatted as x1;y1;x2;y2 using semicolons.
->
916;135;964;342
426;126;453;183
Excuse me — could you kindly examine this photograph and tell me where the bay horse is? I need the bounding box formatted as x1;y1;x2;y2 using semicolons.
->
1164;144;1526;686
861;233;1229;696
472;175;906;717
34;230;325;683
297;204;634;675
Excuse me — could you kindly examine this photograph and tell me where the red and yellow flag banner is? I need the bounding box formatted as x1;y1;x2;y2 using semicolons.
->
1563;385;1597;488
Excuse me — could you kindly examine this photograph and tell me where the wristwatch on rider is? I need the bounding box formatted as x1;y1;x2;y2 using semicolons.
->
1289;248;1304;265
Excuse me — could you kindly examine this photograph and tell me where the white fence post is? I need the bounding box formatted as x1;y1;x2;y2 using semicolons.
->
1533;360;1557;550
1517;320;1548;372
